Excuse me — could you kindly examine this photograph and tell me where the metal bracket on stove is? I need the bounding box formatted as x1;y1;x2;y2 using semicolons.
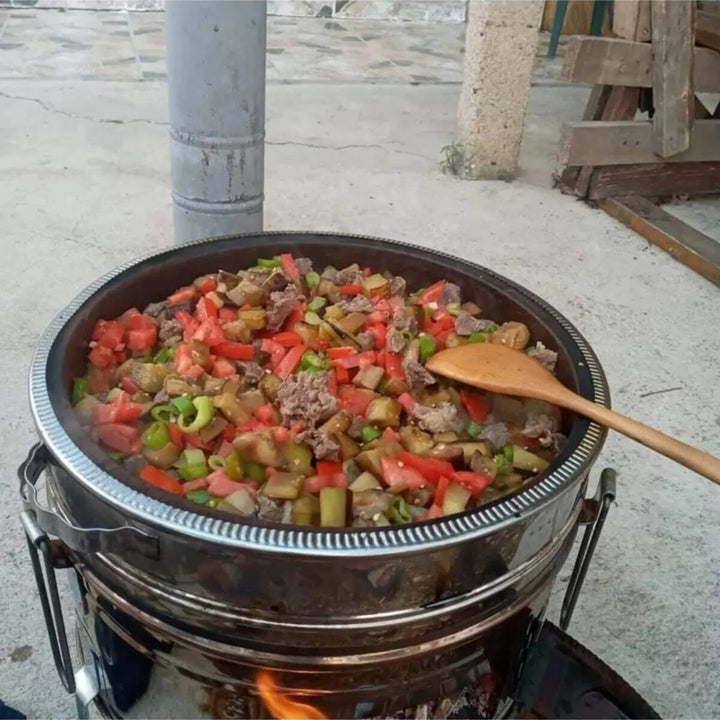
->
559;467;617;631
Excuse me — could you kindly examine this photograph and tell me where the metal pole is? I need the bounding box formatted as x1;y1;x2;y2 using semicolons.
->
166;0;266;244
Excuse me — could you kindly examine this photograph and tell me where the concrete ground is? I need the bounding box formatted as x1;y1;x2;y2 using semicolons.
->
0;9;719;720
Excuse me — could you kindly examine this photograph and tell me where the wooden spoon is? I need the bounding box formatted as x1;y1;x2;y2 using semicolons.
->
426;343;720;486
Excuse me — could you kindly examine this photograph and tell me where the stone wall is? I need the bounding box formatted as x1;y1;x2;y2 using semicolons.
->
10;0;468;23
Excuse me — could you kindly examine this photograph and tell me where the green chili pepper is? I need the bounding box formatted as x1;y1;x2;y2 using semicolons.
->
225;450;244;481
465;421;484;439
503;444;514;462
300;349;328;372
360;425;382;443
257;258;281;269
468;332;487;344
108;451;127;463
153;347;174;364
418;334;437;363
71;378;89;406
307;296;326;313
494;453;512;475
485;323;499;333
208;454;227;471
172;395;194;417
305;271;321;289
186;489;211;505
141;421;170;450
177;396;215;433
391;497;412;524
244;461;265;483
304;311;323;326
151;404;174;422
178;463;207;480
446;302;461;316
176;448;208;479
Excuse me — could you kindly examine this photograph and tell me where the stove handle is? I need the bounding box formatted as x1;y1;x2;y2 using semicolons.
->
19;442;159;560
559;467;617;631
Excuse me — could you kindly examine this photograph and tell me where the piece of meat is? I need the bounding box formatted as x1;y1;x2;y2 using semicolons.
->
454;312;494;336
337;295;374;314
440;282;461;305
299;428;340;461
389;276;406;297
481;422;508;450
265;271;289;293
277;371;339;428
405;361;436;387
355;331;375;352
523;413;557;448
143;301;167;318
257;494;284;523
393;307;419;334
385;326;408;354
158;317;182;347
295;257;313;275
528;341;558;373
347;415;365;440
165;300;194;319
236;361;264;385
244;268;271;286
412;403;463;433
336;263;363;285
266;286;300;332
551;432;567;454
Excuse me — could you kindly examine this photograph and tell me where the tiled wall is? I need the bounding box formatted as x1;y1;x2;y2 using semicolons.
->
8;0;468;23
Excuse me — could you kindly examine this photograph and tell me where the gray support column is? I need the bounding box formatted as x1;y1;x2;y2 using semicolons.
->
166;0;266;244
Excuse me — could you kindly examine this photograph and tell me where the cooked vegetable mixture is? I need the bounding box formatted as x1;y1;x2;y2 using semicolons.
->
73;255;565;527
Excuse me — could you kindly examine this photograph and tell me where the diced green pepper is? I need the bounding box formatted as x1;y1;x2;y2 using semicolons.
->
225;450;244;481
418;334;437;363
304;311;323;326
71;378;89;406
178;463;208;481
305;271;321;289
465;421;484;439
177;396;215;433
186;489;210;505
151;404;174;422
172;395;194;417
485;323;499;333
141;421;170;450
468;332;487;344
446;302;460;316
502;444;514;462
493;453;513;475
257;258;281;269
307;296;326;313
244;461;265;483
300;349;328;372
153;346;175;364
360;425;382;443
391;497;412;524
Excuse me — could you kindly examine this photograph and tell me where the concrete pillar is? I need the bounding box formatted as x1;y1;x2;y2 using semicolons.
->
166;0;266;244
455;1;543;180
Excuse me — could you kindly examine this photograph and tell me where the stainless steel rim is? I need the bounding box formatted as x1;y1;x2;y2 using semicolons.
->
29;231;609;555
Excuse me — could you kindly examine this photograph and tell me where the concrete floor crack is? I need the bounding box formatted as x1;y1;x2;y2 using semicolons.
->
265;139;431;159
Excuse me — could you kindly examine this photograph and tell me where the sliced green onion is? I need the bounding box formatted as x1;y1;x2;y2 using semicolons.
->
468;332;487;344
418;333;437;363
360;425;382;443
141;421;170;450
108;451;127;463
466;421;484;439
391;497;412;524
179;448;206;467
208;454;227;471
151;404;174;422
503;444;514;462
304;311;323;326
307;296;326;313
305;271;321;289
300;349;328;372
177;396;215;433
71;378;89;406
186;489;211;505
172;395;194;417
257;258;281;269
446;302;460;316
244;461;265;483
153;346;174;363
178;463;208;481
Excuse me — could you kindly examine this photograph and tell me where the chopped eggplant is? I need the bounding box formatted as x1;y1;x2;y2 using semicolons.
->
74;395;101;424
218;270;241;291
337;312;368;334
189;341;210;367
165;377;201;397
353;365;384;391
351;489;393;521
222;319;252;342
492;395;527;425
423;444;464;466
491;321;530;350
263;472;304;500
493;472;524;490
399;426;435;455
283;441;314;474
349;472;382;492
365;398;402;428
470;452;497;479
384;376;410;396
362;273;390;297
317;279;341;303
433;431;459;443
226;279;267;307
335;432;360;461
461;301;481;316
199;415;229;443
233;431;284;466
221;488;256;515
143;442;180;469
237;309;266;330
237;389;267;413
258;373;281;402
293;322;319;345
442;482;471;515
355;442;403;477
320;487;348;527
214;393;251;425
131;363;169;393
451;441;491;464
512;445;550;473
321;411;352;435
444;333;467;349
292;494;320;525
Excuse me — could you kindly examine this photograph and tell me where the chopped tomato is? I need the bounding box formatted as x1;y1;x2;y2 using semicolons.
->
382;427;401;442
197;276;217;295
270;426;292;444
327;346;356;360
334;365;350;385
304;473;348;493
97;423;142;455
127;325;157;351
272;331;303;347
88;366;112;394
88;344;115;368
196;296;218;322
118;308;141;326
207;470;255;498
119;376;139;395
435;475;450;506
380;456;429;490
253;404;276;424
215;341;255;361
221;425;236;443
397;392;417;413
125;313;155;332
182;477;209;493
184;432;214;451
376;349;387;369
175;311;199;342
385;352;405;380
174;344;205;379
452;471;493;497
193;318;225;347
282;302;305;331
367;310;390;324
276;344;306;379
218;307;238;323
425;316;455;335
366;324;387;349
333;350;376;369
261;338;286;369
460;390;489;423
338;284;364;296
92;392;144;425
417;280;445;305
97;321;125;349
211;357;237;378
237;418;270;433
434;329;452;349
279;253;300;281
339;386;376;416
168;286;197;306
397;452;453;483
140;465;184;495
168;422;184;449
327;370;338;396
310;339;331;352
317;461;343;476
425;504;444;520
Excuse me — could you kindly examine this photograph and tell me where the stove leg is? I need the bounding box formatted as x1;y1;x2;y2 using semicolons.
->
559;468;617;630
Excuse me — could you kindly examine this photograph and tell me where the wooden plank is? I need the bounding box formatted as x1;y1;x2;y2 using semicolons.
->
612;0;651;42
696;9;720;52
559;120;720;166
598;196;720;287
588;162;720;199
651;1;695;157
542;1;611;35
561;37;720;93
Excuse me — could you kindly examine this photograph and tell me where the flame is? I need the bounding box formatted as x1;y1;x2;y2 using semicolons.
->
256;670;327;720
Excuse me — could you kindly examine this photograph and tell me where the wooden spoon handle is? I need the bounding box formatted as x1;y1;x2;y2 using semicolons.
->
558;391;720;485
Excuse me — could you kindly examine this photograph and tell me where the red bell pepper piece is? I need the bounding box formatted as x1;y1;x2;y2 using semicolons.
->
127;325;157;351
365;324;387;349
167;286;197;306
452;471;494;497
140;465;184;495
184;432;214;451
339;385;375;416
280;253;300;282
434;329;452;349
332;350;376;369
417;280;445;305
214;341;255;361
317;461;343;476
118;308;141;326
275;344;307;379
196;296;218;321
375;349;387;369
260;338;286;369
460;390;489;423
434;476;450;507
310;339;331;352
125;313;155;331
385;352;405;380
282;302;306;331
397;452;453;484
327;369;338;396
88;344;115;368
197;276;218;295
175;311;200;342
338;284;364;296
334;365;350;384
193;318;225;347
397;392;418;413
271;331;303;347
367;310;390;324
97;423;142;455
237;418;270;433
270;426;292;444
168;422;184;449
326;346;356;360
211;357;237;378
92;391;144;425
218;307;238;323
380;456;429;490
